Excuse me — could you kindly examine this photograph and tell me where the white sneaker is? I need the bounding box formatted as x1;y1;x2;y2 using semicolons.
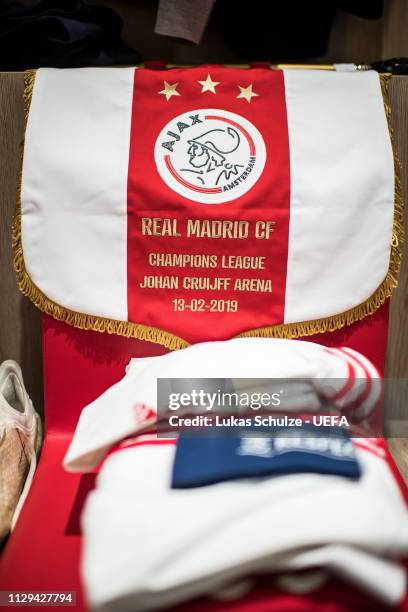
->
0;360;42;540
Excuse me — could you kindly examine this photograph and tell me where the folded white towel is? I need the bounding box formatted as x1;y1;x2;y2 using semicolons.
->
64;338;381;473
80;440;408;610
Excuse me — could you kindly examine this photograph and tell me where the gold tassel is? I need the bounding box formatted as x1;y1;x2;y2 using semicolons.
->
12;70;403;349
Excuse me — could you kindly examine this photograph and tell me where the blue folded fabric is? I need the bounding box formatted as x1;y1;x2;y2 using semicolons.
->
171;426;361;488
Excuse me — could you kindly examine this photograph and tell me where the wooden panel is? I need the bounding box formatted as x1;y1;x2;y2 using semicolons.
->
318;10;382;64
388;438;408;483
382;0;408;59
0;73;43;414
386;77;408;382
384;78;408;425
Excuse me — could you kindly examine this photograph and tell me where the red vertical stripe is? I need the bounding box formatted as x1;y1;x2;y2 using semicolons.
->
127;66;291;344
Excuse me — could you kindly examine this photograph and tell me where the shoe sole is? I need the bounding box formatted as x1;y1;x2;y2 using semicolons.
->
10;414;43;530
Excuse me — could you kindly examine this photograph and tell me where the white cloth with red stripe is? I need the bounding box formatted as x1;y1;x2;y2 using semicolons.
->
64;338;381;473
80;437;408;610
21;68;394;329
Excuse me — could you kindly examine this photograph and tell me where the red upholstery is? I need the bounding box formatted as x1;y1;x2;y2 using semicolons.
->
1;305;407;612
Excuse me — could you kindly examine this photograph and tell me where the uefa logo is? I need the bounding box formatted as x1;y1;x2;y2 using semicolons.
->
154;108;267;204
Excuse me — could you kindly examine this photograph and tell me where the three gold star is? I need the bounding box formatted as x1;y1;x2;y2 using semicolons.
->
237;84;259;103
158;81;180;101
157;80;259;102
198;74;220;94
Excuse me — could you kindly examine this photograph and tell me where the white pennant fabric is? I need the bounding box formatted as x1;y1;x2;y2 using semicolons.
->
17;68;398;347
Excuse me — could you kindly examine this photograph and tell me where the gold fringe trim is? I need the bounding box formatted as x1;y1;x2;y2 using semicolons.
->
12;70;403;349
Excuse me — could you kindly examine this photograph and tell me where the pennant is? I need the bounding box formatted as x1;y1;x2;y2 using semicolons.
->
14;67;402;349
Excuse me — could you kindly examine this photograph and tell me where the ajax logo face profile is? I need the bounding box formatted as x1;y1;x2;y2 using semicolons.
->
154;109;267;204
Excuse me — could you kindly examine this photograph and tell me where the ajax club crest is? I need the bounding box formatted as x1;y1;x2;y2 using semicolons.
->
154;109;266;204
